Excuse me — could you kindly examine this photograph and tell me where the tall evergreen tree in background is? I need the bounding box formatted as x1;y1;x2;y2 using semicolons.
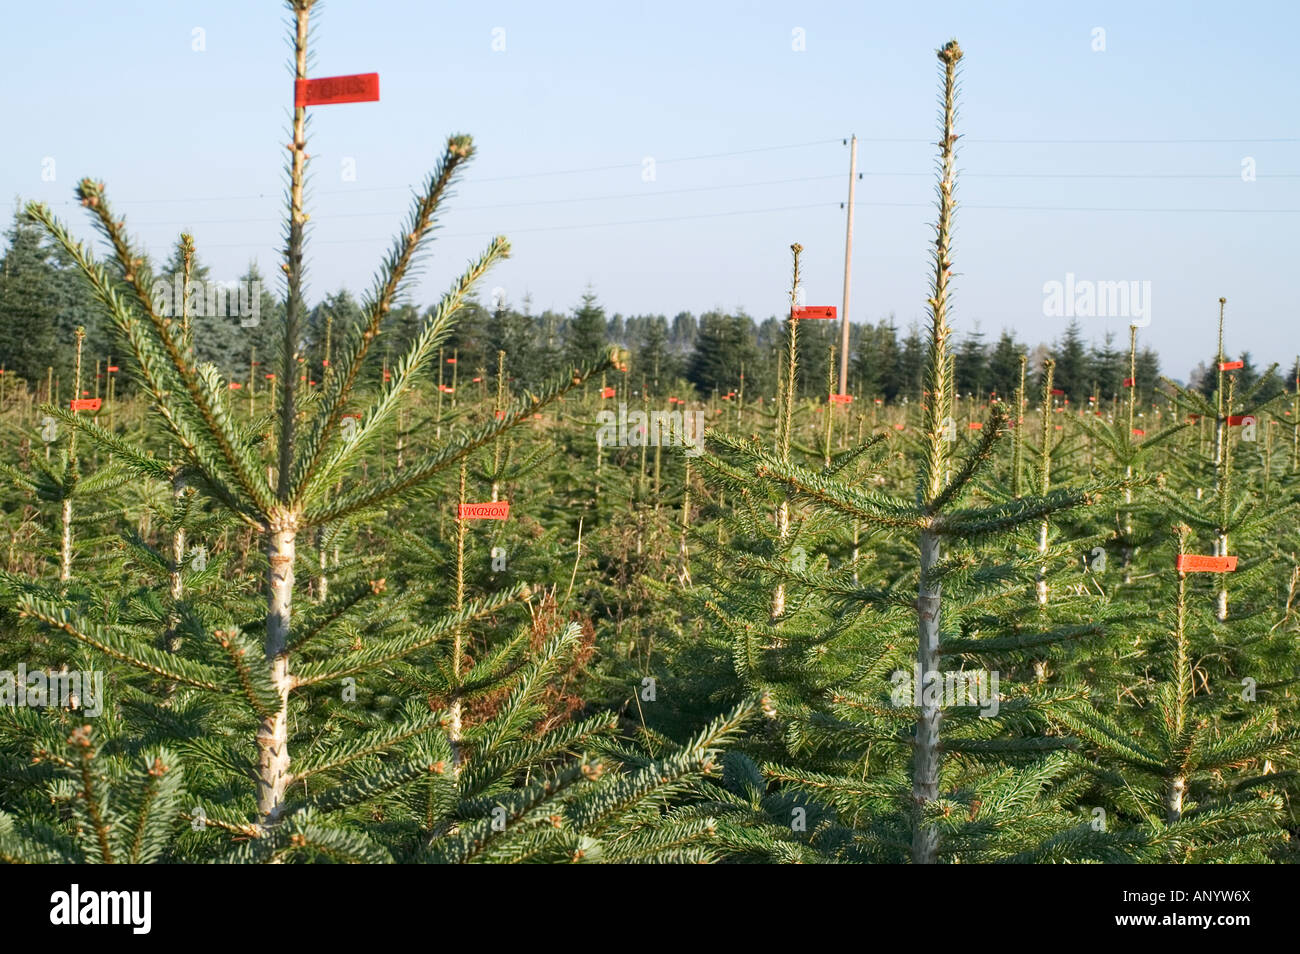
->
1047;319;1088;402
899;323;926;403
0;209;101;387
687;310;755;396
954;325;988;397
670;311;697;355
0;211;64;384
487;297;536;384
567;290;607;371
986;329;1026;399
1088;331;1124;401
633;313;675;390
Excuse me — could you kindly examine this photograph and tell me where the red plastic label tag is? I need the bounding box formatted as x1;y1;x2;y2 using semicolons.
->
70;398;101;412
791;306;836;320
459;502;509;520
295;73;380;107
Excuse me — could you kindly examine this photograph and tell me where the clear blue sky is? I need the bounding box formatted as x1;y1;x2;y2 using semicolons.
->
4;0;1297;378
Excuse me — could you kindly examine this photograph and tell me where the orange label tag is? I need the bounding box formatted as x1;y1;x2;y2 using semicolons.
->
968;421;982;430
1219;360;1243;371
70;398;101;412
1176;554;1237;573
459;502;509;520
829;394;853;404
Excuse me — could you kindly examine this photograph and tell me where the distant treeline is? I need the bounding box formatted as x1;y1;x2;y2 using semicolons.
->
1;208;1293;405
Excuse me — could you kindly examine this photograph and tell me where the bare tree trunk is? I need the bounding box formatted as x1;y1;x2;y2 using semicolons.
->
677;458;692;587
912;529;942;864
161;474;187;698
450;461;468;769
59;499;73;583
1035;520;1049;606
170;487;186;610
317;528;328;603
257;521;295;825
1216;531;1229;621
770;500;789;621
1122;470;1133;584
1166;776;1186;824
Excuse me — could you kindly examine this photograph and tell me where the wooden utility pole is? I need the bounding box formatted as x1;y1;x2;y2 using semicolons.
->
838;134;858;396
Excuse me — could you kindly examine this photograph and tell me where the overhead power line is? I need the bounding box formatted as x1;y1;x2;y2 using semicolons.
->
96;168;1300;229
188;198;1299;249
45;133;1300;208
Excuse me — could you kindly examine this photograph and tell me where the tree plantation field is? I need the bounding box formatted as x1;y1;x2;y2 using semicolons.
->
0;7;1297;868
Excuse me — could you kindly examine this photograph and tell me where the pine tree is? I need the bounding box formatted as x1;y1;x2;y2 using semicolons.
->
954;325;988;398
687;311;753;395
567;290;607;372
1048;320;1088;402
0;210;102;386
657;39;1133;864
986;329;1025;401
634;314;675;392
1051;526;1297;862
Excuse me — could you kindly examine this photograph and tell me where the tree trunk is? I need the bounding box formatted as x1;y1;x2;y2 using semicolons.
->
1166;775;1186;824
1216;531;1229;622
1035;519;1048;606
770;500;789;621
912;529;942;864
59;498;73;582
257;521;296;825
